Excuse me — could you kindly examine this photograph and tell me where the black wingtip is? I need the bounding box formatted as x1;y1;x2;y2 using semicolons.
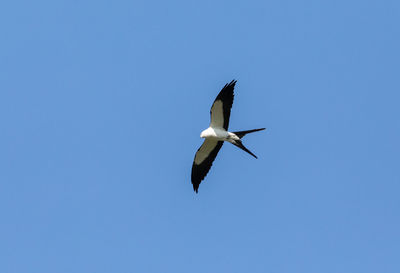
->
193;185;199;193
224;79;237;88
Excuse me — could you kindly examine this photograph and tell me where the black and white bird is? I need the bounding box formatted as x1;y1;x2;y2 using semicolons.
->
191;80;265;193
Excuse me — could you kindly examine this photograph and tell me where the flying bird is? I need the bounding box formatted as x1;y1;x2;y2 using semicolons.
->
191;80;265;193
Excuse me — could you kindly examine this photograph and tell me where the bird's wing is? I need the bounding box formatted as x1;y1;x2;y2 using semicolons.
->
191;139;224;193
210;80;236;130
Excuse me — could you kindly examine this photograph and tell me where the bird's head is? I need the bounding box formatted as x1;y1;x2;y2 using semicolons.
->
200;128;210;138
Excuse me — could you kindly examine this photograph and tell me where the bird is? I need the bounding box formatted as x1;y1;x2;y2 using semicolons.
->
191;80;265;193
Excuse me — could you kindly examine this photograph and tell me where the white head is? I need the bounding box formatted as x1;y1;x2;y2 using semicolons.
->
200;127;211;138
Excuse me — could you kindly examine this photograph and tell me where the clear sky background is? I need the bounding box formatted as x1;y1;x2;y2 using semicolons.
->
1;0;399;272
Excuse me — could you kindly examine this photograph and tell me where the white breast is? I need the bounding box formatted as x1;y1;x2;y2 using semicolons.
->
200;127;229;140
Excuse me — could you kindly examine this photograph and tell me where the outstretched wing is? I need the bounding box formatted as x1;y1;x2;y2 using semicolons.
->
191;139;224;193
210;80;236;130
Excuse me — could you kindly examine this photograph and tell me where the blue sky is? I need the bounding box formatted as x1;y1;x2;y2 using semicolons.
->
1;0;399;272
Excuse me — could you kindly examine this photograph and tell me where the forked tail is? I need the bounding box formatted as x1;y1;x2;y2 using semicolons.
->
232;140;258;159
233;128;266;139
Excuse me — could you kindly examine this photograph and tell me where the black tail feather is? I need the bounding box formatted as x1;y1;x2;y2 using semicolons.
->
233;128;265;139
232;140;258;159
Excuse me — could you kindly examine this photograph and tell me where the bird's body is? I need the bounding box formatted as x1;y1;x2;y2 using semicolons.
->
191;80;265;193
200;127;239;142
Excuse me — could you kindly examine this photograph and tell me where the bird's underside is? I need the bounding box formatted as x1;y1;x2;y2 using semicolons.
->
191;80;265;193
